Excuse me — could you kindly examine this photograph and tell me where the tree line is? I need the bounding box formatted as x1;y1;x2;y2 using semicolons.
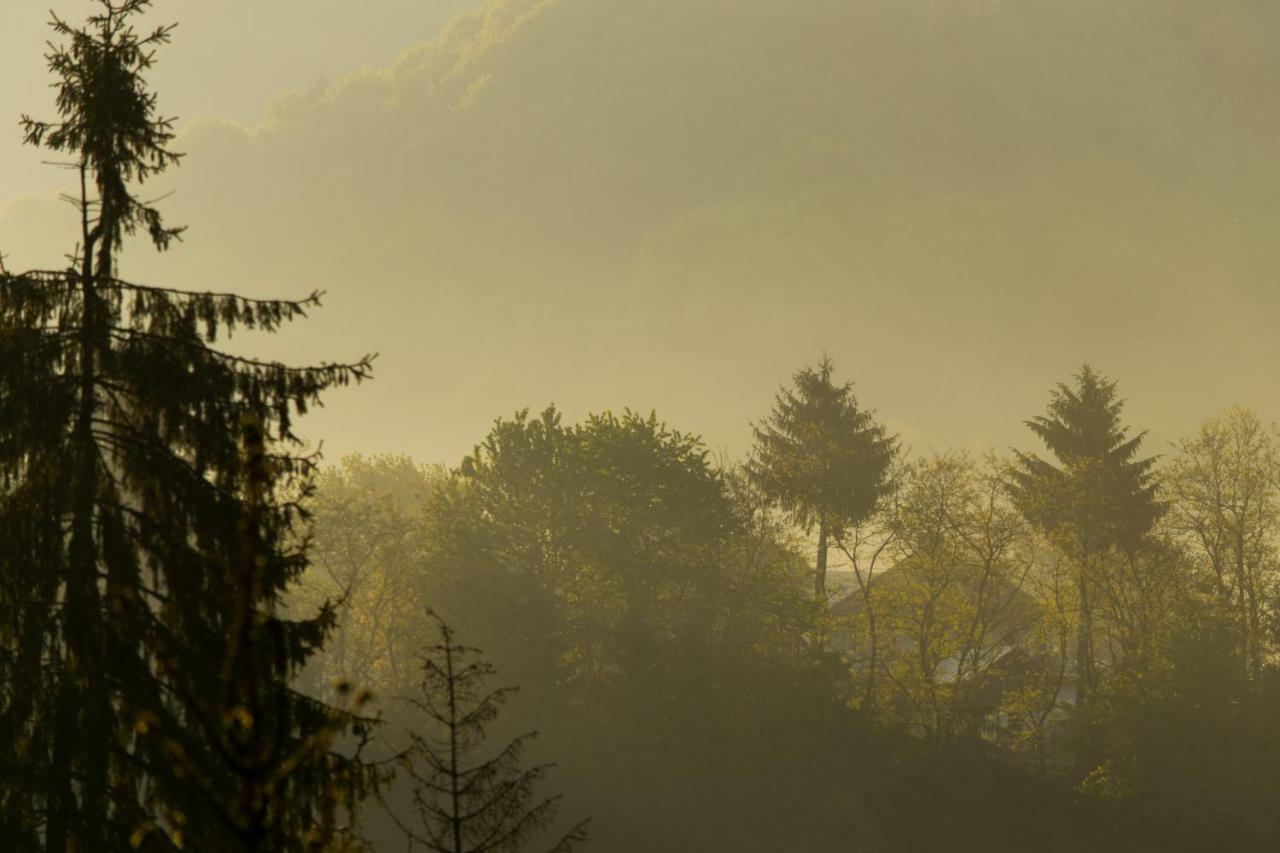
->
300;359;1280;851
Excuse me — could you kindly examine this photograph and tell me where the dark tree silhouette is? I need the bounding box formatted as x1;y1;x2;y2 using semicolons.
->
0;1;374;848
1010;364;1159;764
126;415;383;852
748;357;895;599
389;614;588;853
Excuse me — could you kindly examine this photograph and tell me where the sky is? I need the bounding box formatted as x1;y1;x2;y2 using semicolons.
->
2;0;1279;468
0;0;474;197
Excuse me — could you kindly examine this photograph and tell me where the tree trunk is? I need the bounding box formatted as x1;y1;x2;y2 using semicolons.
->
815;522;829;601
1073;570;1097;778
50;164;109;852
863;597;879;710
446;637;464;853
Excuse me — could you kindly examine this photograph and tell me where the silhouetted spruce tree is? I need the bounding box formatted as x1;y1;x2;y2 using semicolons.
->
1010;365;1159;760
747;357;894;599
0;1;374;848
389;614;588;853
126;415;383;852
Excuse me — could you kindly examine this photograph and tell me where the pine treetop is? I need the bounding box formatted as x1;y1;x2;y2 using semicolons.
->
748;357;895;534
1011;364;1161;552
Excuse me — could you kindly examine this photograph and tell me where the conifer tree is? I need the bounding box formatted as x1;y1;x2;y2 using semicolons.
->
1010;365;1159;736
389;614;588;853
0;1;374;847
747;357;895;599
126;415;382;852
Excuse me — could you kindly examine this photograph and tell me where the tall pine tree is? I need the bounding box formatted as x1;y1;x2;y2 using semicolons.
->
747;357;894;600
1010;364;1159;766
0;2;375;848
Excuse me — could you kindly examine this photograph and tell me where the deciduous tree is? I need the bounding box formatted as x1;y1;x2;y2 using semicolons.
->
872;454;1037;741
1165;406;1280;677
292;454;443;701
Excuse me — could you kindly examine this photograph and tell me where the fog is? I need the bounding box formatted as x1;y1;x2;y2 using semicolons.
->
4;0;1278;465
4;3;1280;850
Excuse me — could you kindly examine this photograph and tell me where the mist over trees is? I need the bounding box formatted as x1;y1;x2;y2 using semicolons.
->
4;1;1280;852
298;366;1280;851
6;0;1279;466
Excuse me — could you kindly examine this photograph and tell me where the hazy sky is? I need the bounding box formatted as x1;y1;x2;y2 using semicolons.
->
1;0;473;196
2;0;1279;467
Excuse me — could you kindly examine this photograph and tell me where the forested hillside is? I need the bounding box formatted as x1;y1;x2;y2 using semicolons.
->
298;373;1280;852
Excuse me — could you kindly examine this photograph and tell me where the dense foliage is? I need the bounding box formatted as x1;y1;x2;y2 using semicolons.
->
298;370;1280;852
0;3;375;849
748;357;894;599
